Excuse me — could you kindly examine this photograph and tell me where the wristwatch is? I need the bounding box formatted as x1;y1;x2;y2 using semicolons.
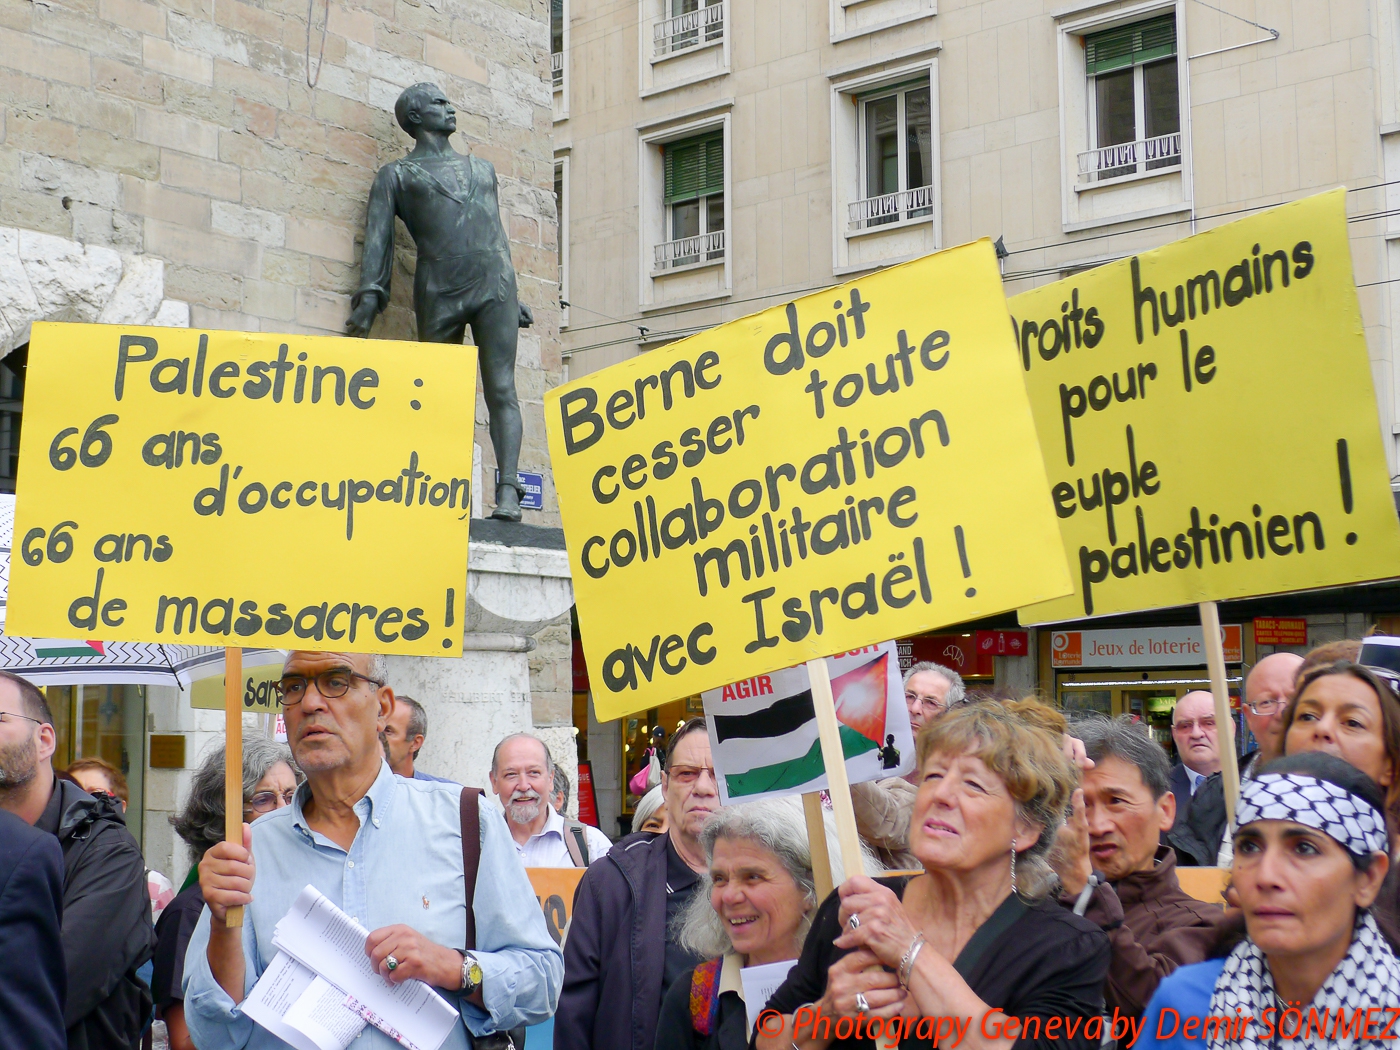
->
460;952;484;996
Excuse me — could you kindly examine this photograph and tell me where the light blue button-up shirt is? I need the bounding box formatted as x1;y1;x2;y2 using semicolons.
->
183;762;562;1049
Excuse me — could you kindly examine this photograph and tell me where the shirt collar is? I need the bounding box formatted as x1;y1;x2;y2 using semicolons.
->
530;806;566;841
720;953;744;997
291;760;397;839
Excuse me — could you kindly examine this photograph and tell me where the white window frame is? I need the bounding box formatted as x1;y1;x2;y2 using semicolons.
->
829;0;935;44
828;50;941;274
555;153;570;329
1080;19;1181;188
638;0;730;98
852;82;936;233
637;108;732;309
552;0;569;123
653;0;726;60
1055;0;1192;232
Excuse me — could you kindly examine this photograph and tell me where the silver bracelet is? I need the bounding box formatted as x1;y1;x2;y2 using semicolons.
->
898;933;926;987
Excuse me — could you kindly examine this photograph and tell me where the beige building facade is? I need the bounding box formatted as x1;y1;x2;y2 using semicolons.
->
0;0;570;880
554;0;1400;478
553;0;1400;831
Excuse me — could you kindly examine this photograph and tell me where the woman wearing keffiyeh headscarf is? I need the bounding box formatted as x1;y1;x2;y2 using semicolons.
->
1136;751;1400;1049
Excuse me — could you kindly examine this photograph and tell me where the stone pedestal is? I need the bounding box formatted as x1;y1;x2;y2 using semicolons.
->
385;521;573;791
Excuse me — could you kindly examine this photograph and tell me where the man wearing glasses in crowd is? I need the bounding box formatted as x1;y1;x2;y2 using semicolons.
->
851;661;964;869
186;650;561;1049
555;716;720;1050
1172;652;1305;867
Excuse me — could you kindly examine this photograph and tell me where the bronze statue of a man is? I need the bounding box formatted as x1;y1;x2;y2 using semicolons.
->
348;83;531;522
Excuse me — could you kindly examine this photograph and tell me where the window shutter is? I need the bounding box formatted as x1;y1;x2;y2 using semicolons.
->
664;132;724;204
1085;15;1175;75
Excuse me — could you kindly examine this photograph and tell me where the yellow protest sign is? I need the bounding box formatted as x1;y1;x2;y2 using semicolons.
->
548;241;1072;719
190;661;283;713
8;323;476;655
1013;190;1400;623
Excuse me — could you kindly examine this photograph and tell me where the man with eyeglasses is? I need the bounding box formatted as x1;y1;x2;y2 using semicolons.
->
1174;652;1306;868
184;650;562;1050
850;661;965;868
556;716;721;1050
0;669;154;1050
1162;690;1234;866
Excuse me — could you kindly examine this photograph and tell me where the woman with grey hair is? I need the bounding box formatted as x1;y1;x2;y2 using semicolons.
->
653;797;874;1049
633;784;667;834
153;738;298;1050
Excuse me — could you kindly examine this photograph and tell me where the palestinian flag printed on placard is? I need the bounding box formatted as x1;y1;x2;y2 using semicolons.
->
702;641;917;804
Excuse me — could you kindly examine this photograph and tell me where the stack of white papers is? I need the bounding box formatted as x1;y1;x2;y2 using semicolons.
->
242;885;460;1050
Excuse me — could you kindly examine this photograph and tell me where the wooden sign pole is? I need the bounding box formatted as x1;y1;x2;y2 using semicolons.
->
806;658;903;1048
1199;602;1240;828
805;658;864;879
223;646;244;928
802;791;833;902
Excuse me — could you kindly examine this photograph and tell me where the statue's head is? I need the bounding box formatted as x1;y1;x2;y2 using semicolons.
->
395;83;456;138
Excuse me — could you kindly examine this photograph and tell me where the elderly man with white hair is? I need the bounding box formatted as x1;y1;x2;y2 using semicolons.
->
185;649;562;1050
850;661;965;869
489;732;611;867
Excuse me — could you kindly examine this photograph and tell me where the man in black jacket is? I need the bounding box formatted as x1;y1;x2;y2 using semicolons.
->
555;717;720;1050
0;670;153;1049
0;806;66;1050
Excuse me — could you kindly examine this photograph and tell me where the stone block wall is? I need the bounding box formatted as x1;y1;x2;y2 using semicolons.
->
0;0;563;522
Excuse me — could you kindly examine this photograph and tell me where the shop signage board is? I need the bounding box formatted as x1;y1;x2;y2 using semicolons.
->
7;323;476;656
702;641;915;805
548;240;1072;719
1252;616;1308;646
975;629;1028;656
1012;191;1400;624
1051;625;1243;668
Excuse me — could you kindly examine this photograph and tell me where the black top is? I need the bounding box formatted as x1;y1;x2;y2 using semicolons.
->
663;837;705;1000
151;883;205;1016
764;877;1110;1049
655;965;749;1050
36;778;154;1050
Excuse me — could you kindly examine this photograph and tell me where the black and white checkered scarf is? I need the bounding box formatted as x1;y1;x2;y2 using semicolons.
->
1207;913;1400;1048
1206;774;1400;1049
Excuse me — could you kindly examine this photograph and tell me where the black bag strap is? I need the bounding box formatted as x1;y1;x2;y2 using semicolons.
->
563;820;590;867
460;787;483;950
951;892;1028;981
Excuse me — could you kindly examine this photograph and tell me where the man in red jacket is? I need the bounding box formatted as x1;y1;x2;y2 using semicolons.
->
1053;716;1222;1038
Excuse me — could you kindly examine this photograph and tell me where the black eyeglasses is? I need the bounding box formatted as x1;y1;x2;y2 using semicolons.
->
0;711;45;728
273;669;384;706
247;788;297;813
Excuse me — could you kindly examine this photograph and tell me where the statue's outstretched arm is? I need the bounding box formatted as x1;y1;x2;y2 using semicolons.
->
347;166;397;336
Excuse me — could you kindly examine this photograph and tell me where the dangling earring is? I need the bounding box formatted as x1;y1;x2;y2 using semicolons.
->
1010;838;1018;895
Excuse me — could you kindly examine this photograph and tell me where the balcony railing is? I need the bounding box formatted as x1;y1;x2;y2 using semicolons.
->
848;184;935;231
654;230;725;271
1077;132;1181;185
654;3;725;57
551;51;563;89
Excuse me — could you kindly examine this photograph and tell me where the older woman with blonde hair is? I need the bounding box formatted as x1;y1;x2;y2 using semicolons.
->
757;699;1109;1049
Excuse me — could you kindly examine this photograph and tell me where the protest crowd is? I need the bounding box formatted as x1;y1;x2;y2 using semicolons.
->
3;638;1400;1050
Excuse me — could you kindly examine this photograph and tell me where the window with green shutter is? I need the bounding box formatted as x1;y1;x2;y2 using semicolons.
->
663;133;724;205
1084;16;1176;75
